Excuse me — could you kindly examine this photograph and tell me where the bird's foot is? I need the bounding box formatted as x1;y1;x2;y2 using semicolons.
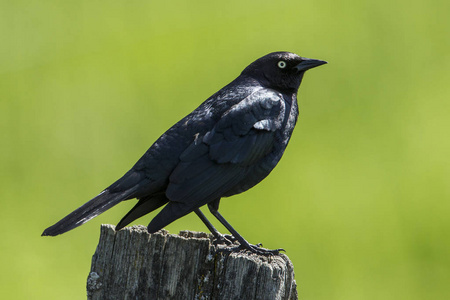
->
212;233;238;246
241;243;286;256
221;242;285;256
223;234;239;244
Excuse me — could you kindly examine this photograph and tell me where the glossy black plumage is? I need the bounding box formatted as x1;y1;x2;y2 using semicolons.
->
42;52;326;254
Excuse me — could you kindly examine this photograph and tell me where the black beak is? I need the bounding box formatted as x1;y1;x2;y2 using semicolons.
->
294;58;327;72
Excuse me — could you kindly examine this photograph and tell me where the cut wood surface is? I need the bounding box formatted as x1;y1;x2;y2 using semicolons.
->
87;224;298;300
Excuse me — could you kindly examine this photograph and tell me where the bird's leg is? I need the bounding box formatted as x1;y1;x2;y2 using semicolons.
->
207;202;285;256
193;208;221;238
194;208;234;245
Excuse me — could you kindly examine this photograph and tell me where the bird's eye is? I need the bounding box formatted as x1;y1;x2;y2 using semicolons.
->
277;61;287;69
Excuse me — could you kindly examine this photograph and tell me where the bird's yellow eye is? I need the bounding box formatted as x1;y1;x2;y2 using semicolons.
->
277;61;287;69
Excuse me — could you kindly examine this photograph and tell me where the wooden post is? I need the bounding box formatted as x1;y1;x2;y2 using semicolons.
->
87;224;298;300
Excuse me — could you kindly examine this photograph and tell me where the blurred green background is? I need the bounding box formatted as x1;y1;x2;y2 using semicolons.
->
1;0;449;299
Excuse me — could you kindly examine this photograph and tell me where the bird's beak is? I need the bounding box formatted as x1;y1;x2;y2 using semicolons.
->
294;58;328;72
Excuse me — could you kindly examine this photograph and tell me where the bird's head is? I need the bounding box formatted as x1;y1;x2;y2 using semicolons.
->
241;52;327;93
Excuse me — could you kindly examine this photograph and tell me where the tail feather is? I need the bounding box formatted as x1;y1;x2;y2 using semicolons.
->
115;194;169;231
42;187;138;236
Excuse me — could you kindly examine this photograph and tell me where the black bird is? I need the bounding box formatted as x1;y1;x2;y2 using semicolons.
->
42;52;326;254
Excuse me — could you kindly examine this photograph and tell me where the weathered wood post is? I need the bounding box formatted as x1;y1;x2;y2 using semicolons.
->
87;225;298;300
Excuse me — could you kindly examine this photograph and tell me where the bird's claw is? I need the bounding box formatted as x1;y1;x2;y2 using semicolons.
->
223;234;239;244
246;244;285;256
212;234;236;246
211;233;284;256
236;243;285;256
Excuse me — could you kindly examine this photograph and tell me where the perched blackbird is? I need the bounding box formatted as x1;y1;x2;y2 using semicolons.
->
42;52;327;255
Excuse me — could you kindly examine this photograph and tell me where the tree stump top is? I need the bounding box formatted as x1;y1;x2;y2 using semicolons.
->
88;224;298;300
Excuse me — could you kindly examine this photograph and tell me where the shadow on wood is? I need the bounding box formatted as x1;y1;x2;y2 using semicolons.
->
87;224;298;300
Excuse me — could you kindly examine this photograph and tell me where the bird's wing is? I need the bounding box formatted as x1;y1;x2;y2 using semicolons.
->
165;89;286;206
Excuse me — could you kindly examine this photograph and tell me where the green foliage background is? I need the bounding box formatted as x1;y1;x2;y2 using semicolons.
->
1;1;449;299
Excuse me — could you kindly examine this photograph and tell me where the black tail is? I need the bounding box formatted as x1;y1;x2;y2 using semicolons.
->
42;187;138;236
115;193;169;231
